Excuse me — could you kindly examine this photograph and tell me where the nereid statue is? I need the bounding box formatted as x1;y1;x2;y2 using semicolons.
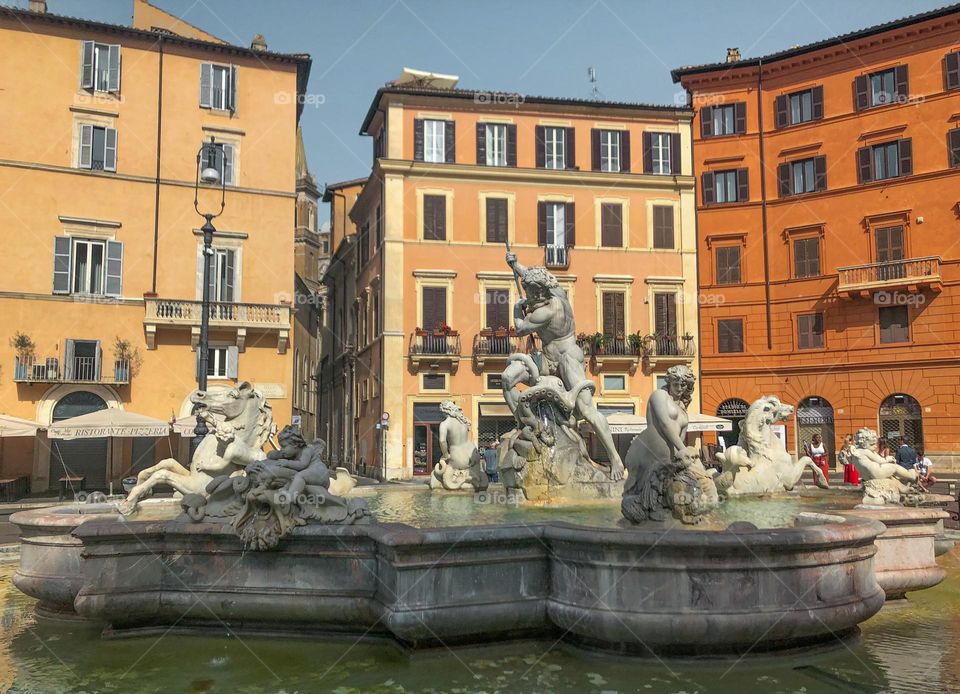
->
621;365;719;524
850;427;923;506
715;396;830;496
428;400;489;491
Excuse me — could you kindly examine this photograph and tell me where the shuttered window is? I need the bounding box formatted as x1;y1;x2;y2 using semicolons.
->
80;41;121;93
715;246;741;285
854;65;908;111
423;195;446;240
948;128;960;167
946;51;960;90
652;205;674;249
879;306;909;344
717;319;744;353
777;156;827;196
654;293;677;337
602;292;625;337
485;288;510;330
200;63;237;111
56;237;123;297
797;313;824;349
200;141;235;186
206;346;238;379
857;139;912;183
774;86;824;128
793;237;821;278
600;203;623;247
592;129;626;172
702;168;748;204
875;226;904;263
477;123;517;166
485;197;508;243
79;124;117;172
701;102;746;137
421;286;447;331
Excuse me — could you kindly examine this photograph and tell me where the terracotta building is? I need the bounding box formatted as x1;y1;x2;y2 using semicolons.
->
673;5;960;466
0;1;310;490
323;69;700;480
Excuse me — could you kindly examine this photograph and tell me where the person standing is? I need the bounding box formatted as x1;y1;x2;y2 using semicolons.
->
895;439;918;470
839;434;859;486
483;439;499;483
805;433;829;484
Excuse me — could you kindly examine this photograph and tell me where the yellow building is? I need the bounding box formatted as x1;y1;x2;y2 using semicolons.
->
0;1;311;491
324;70;699;480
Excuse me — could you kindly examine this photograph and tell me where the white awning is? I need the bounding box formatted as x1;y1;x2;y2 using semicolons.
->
47;409;171;440
171;414;198;436
592;411;732;435
0;414;42;437
687;413;733;432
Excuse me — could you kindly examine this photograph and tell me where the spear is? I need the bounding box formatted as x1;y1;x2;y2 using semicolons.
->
505;239;538;358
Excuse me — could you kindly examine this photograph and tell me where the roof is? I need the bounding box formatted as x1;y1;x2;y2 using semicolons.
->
360;85;693;134
672;3;960;82
322;177;368;202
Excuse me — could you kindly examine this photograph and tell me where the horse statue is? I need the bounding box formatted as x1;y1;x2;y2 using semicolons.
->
715;396;829;496
119;382;273;514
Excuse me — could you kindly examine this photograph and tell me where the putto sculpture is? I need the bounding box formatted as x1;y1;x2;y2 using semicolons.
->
498;251;623;500
715;396;829;496
428;400;489;491
621;365;720;524
120;382;272;514
182;425;371;550
849;427;922;506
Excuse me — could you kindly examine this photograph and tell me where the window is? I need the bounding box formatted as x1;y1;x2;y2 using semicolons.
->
600;203;623;247
879;306;909;344
652;205;675;249
948;128;960;168
544;127;566;169
423;194;446;240
717;319;744;353
654;292;678;337
78;125;117;172
946;50;960;90
52;236;123;297
200;63;237;111
543;202;567;247
702;169;748;204
793;237;821;278
80;41;120;93
775;87;823;128
701;103;745;137
597;130;621;172
715;246;741;285
797;313;824;349
424;119;445;163
485;197;508;243
200;247;237;303
603;374;626;391
857;139;911;183
72;239;105;294
485;124;507;166
651;133;671;174
538;201;575;266
375;205;383;247
199;141;235;186
778;156;826;196
422;373;446;390
485;288;510;330
207;346;237;379
421;286;447;331
602;292;625;338
854;66;907;110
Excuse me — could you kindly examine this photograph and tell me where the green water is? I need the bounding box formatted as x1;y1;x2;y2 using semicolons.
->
2;547;960;693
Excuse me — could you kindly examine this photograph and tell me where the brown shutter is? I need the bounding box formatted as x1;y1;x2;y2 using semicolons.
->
591;129;601;171
897;138;912;176
423;195;446;240
600;203;623;247
654;293;677;336
669;132;680;175
535;125;545;168
716;246;741;284
894;64;909;101
653;205;675;249
854;75;869;111
506;124;517;166
701;106;713;138
813;155;827;191
880;306;909;344
946;51;960;90
718;319;743;353
948;128;960;167
537;201;547;245
642;131;653;173
414;119;424;161
565;127;576;169
444;120;456;163
777;162;791;197
811;85;824;120
774;95;788;129
476;122;486;165
602;292;625;337
734;102;747;134
793;238;807;278
485;288;509;330
486;197;507;243
856;146;873;183
702;171;715;205
621;130;631;173
422;286;447;330
736;167;749;201
565;202;576;246
798;315;811;349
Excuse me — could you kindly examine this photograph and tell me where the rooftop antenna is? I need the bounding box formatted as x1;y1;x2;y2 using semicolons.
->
587;67;601;100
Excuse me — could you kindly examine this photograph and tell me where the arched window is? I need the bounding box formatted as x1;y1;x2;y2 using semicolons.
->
52;390;107;421
797;396;835;462
879;394;923;447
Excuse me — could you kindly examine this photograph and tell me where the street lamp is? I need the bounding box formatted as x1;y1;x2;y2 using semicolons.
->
191;137;227;453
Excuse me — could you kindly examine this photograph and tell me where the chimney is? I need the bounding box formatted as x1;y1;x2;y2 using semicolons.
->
28;0;47;12
251;34;268;52
726;47;741;63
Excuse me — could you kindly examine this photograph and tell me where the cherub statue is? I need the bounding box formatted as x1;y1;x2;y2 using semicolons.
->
429;401;489;491
849;427;922;506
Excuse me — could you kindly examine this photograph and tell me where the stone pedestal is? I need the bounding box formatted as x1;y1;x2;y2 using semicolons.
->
517;447;623;502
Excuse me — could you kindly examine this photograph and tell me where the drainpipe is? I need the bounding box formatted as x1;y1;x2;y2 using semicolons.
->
757;58;773;350
151;36;164;293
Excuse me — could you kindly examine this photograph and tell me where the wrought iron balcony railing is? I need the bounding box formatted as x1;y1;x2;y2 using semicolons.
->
544;245;569;269
14;356;130;384
642;335;697;360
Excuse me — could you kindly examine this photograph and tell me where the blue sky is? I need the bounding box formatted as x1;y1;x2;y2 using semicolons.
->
32;0;951;189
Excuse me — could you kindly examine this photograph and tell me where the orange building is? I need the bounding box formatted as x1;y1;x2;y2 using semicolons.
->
674;6;960;467
326;69;700;480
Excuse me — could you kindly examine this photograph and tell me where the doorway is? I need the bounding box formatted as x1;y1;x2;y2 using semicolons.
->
879;394;923;448
49;391;108;490
796;396;835;465
413;403;444;476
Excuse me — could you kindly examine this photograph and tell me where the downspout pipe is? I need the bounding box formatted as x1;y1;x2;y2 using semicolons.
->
757;58;773;350
151;36;164;293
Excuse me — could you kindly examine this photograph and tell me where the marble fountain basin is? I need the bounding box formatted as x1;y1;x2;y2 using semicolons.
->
9;488;948;656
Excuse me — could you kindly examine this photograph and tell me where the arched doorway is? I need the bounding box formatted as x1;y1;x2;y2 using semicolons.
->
716;398;749;452
50;391;108;491
797;396;835;464
879;394;923;448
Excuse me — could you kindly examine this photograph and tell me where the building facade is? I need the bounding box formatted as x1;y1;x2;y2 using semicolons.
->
674;6;960;466
0;1;310;490
330;73;699;480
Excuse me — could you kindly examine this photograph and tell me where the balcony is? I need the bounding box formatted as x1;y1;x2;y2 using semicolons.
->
837;256;942;298
473;329;525;369
642;334;697;368
144;297;291;353
409;329;461;371
579;334;642;371
544;245;569;269
14;356;130;385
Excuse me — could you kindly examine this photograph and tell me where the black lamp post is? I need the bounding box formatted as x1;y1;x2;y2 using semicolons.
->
191;137;227;454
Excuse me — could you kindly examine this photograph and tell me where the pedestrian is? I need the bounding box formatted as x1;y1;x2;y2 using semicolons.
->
915;448;937;489
805;433;829;484
839;434;859;486
895;439;918;470
483;439;499;483
878;438;893;460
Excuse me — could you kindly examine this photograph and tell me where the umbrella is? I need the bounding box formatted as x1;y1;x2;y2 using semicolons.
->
47;409;171;440
0;415;42;437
